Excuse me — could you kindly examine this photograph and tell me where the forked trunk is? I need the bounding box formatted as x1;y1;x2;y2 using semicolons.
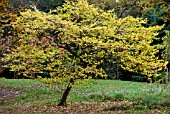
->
58;79;74;106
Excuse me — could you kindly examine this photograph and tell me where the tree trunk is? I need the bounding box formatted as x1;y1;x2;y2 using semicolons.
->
58;79;74;106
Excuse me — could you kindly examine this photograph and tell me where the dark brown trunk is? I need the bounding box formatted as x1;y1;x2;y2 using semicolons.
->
58;79;74;106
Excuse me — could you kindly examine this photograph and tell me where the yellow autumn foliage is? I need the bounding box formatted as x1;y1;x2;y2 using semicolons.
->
2;0;167;81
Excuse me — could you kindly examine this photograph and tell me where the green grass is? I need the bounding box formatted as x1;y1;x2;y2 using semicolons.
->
70;80;169;103
0;78;170;113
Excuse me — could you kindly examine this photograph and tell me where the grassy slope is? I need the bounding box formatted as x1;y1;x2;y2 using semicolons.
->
0;78;170;113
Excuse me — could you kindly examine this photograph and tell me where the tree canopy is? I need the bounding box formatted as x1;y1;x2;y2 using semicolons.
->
2;0;167;105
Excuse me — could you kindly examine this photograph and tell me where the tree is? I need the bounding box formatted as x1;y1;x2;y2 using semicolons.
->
0;0;26;70
2;0;166;106
87;0;170;80
163;30;170;72
0;0;66;57
6;0;65;12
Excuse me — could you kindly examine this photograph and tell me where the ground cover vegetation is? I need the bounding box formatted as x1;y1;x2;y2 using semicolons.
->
0;79;169;113
1;0;169;106
0;0;169;80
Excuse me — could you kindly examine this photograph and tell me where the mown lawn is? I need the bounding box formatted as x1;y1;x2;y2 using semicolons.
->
0;78;170;113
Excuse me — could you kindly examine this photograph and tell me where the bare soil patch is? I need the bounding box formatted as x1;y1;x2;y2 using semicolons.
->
13;101;131;114
0;88;23;114
0;88;23;101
